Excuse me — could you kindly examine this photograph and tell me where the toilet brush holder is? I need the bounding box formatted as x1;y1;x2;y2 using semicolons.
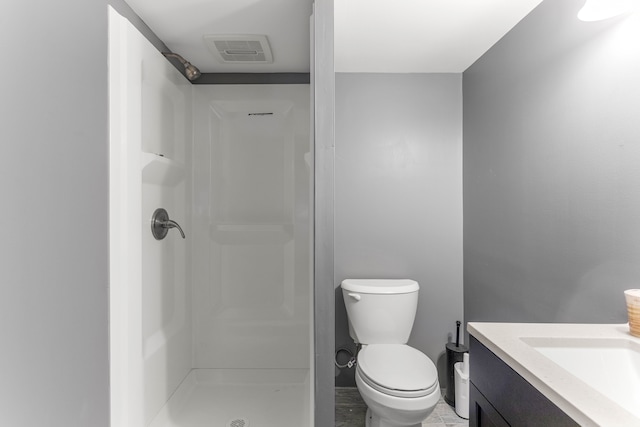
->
444;342;468;406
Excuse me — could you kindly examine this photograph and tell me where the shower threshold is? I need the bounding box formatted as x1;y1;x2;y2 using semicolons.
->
149;368;311;427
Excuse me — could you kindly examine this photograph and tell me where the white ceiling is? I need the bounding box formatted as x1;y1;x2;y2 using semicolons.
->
125;0;314;73
125;0;544;74
336;0;545;73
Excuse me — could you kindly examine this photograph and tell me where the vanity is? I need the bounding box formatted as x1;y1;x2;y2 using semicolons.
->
467;323;640;426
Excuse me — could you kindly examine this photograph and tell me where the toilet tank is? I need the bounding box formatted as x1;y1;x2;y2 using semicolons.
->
341;279;419;345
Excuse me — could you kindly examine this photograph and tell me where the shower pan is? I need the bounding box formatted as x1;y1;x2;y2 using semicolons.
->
109;8;313;427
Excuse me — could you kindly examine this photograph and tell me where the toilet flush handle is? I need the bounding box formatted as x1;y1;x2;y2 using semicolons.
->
347;293;361;301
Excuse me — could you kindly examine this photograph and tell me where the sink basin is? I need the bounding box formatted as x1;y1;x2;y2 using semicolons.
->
521;337;640;418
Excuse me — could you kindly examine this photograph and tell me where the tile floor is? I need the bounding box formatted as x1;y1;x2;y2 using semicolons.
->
336;387;468;427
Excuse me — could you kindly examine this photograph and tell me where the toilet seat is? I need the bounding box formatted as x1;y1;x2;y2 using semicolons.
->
357;344;439;398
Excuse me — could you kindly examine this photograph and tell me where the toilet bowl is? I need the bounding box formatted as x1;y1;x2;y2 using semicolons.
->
341;279;441;427
356;344;440;427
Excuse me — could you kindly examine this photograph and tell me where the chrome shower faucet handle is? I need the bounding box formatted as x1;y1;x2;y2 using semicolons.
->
151;208;186;240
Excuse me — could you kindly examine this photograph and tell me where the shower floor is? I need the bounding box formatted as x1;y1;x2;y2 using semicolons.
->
149;369;311;427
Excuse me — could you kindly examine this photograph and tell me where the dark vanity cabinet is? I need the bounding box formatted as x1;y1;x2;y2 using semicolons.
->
469;336;579;427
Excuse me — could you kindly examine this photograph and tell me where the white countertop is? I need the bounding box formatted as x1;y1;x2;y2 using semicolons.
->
468;322;640;427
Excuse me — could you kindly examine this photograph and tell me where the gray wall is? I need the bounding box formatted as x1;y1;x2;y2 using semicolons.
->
464;0;640;325
0;1;165;425
0;1;110;425
335;73;463;386
313;0;336;424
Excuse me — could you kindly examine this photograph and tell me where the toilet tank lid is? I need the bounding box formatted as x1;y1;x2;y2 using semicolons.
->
341;279;419;294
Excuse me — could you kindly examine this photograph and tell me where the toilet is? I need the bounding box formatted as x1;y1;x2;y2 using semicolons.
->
341;279;440;427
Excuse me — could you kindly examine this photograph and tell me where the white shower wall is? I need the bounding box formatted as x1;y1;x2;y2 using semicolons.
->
192;85;312;369
141;51;192;423
109;8;194;426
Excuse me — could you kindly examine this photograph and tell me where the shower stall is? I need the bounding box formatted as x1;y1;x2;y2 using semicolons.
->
109;8;313;426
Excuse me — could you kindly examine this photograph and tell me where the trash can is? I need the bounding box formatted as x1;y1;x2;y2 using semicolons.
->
444;342;467;406
454;353;469;419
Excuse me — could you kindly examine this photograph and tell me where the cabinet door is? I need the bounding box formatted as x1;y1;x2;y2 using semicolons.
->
470;383;509;427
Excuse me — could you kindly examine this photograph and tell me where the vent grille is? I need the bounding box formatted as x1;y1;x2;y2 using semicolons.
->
204;35;273;64
227;418;249;427
215;40;265;62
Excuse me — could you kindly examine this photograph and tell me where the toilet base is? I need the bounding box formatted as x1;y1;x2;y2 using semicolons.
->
364;408;422;427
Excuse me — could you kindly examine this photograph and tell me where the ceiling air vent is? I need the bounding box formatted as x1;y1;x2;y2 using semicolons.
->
203;35;273;64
